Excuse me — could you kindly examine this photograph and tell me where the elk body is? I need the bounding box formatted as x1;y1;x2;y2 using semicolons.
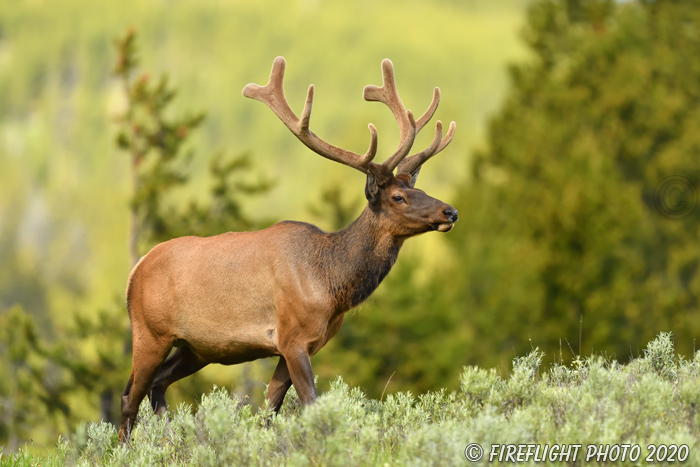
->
118;57;458;442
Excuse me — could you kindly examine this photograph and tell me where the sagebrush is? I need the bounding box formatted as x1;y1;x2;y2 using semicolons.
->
2;332;698;466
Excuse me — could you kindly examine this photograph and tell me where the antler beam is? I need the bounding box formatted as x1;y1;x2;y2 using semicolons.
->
243;57;378;174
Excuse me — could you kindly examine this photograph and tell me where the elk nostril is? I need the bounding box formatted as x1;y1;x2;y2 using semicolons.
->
443;208;458;221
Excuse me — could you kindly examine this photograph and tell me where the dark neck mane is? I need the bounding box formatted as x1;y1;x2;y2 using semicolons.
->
317;207;403;312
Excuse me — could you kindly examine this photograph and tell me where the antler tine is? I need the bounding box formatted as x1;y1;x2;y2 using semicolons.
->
397;120;442;175
363;59;418;174
397;120;456;176
390;88;442;174
243;57;299;131
415;87;440;133
438;121;456;152
363;59;412;139
243;57;378;174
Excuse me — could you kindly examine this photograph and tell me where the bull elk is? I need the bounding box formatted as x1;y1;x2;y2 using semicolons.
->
119;56;457;442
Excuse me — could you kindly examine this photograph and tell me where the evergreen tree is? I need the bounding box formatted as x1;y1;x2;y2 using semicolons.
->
113;29;272;266
450;0;700;367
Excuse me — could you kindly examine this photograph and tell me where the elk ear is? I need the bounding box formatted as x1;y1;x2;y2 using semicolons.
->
366;164;389;202
407;167;421;188
395;169;420;188
365;172;380;202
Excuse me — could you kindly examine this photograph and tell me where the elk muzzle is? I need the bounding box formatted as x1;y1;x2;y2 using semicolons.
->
431;205;458;232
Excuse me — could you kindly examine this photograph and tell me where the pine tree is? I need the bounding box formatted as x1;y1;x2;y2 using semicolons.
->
449;0;700;367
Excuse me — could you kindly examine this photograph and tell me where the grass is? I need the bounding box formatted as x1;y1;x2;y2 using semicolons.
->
2;332;699;466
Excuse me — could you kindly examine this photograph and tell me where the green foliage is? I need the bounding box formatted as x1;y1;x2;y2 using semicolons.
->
440;0;700;369
308;185;363;232
5;333;700;466
113;29;272;261
0;306;49;452
0;306;115;451
0;302;133;451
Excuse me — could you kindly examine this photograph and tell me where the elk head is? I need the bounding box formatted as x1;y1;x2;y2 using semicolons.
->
243;57;458;237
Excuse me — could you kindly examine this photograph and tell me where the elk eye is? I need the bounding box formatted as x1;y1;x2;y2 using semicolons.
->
392;195;405;203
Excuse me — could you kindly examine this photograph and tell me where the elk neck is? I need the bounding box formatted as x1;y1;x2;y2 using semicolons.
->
316;206;404;312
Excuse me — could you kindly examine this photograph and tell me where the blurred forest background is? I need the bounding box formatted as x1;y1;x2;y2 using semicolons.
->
2;0;700;453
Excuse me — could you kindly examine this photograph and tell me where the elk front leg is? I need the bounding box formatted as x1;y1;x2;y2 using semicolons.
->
282;348;317;405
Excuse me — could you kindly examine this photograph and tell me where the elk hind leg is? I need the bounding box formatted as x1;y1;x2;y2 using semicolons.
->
149;346;206;415
119;335;173;443
121;371;134;414
266;356;292;413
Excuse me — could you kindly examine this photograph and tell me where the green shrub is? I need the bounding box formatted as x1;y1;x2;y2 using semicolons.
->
3;333;697;466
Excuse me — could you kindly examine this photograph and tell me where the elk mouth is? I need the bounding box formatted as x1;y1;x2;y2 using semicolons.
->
430;222;454;232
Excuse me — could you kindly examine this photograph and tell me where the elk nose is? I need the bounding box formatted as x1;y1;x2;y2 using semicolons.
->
443;208;458;222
